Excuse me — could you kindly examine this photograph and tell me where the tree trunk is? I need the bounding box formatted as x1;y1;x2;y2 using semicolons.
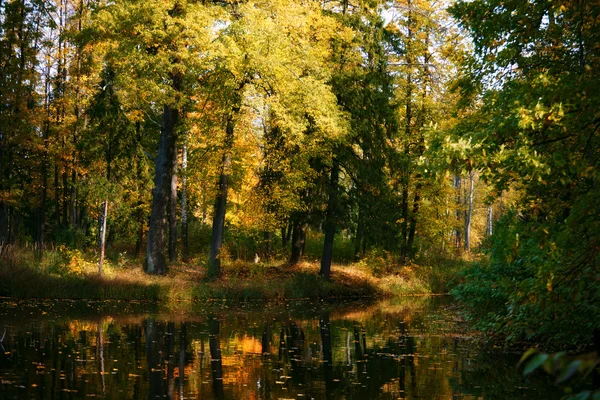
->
181;138;189;261
289;216;308;265
98;200;108;275
134;122;144;259
320;159;339;280
400;180;410;259
464;171;474;252
169;145;178;263
454;175;462;248
400;1;414;261
406;185;421;261
208;115;234;278
487;204;493;236
263;231;272;260
354;206;364;261
62;151;68;228
37;162;47;252
135;206;144;259
146;104;178;275
55;164;60;227
281;220;293;249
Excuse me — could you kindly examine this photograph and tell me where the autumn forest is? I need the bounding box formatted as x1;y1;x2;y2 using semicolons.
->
0;0;599;397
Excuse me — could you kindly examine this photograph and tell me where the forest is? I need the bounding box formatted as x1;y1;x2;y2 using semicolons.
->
0;0;599;397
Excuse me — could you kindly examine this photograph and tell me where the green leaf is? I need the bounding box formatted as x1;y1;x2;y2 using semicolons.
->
518;348;537;367
556;360;582;384
524;353;548;375
570;391;591;400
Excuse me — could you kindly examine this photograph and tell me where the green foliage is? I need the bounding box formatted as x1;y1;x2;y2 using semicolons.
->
187;221;213;257
453;211;600;346
519;349;599;400
449;0;600;347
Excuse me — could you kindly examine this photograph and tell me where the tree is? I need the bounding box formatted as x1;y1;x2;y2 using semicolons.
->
201;0;346;276
92;0;215;274
451;0;600;345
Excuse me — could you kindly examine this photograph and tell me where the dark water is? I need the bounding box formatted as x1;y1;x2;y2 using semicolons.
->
0;297;559;399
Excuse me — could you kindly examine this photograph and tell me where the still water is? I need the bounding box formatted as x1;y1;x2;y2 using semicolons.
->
0;297;558;399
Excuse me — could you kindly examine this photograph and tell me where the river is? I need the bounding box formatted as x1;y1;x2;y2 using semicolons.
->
0;296;558;399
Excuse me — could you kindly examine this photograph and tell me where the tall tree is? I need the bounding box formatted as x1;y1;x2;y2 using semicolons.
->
92;0;215;274
451;0;600;344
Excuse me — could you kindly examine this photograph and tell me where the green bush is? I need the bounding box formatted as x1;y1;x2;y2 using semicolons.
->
452;210;600;347
187;220;212;256
303;231;355;264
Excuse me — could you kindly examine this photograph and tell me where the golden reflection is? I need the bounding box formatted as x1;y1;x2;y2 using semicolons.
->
0;297;559;400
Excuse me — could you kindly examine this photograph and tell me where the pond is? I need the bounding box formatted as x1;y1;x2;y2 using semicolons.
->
0;296;558;399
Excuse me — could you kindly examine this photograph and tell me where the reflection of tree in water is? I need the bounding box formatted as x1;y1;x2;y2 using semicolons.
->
98;322;106;397
320;313;334;398
145;319;165;399
449;349;562;400
178;323;186;400
0;298;567;400
167;322;175;399
288;322;306;384
397;319;417;398
209;315;225;400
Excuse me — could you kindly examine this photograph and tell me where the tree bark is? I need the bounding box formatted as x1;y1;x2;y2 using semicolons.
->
400;1;414;261
134;122;144;259
169;145;178;263
146;104;178;275
98;200;108;275
354;205;364;261
320;159;339;280
181;138;189;261
208;114;235;278
281;220;293;249
263;230;272;260
454;175;462;248
289;216;308;265
406;184;421;260
487;204;493;236
464;171;474;252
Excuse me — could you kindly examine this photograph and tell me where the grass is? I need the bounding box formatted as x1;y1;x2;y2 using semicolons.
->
0;245;469;305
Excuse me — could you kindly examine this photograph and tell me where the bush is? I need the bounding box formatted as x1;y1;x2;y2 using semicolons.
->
357;248;398;277
303;231;355;264
187;220;212;256
452;211;600;347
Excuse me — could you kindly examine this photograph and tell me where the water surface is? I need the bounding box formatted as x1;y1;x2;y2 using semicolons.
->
0;297;558;399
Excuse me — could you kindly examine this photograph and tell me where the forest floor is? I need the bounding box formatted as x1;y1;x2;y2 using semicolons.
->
0;246;465;305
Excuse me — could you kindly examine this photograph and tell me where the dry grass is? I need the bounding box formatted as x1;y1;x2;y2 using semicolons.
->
0;246;443;304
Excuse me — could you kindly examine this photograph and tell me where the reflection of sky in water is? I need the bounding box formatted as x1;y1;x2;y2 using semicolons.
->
0;298;560;399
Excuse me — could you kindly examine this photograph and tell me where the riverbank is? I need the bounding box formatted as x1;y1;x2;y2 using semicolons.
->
0;248;468;306
0;247;466;304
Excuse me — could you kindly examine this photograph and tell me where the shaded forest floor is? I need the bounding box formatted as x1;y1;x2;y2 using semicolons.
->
0;246;468;305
